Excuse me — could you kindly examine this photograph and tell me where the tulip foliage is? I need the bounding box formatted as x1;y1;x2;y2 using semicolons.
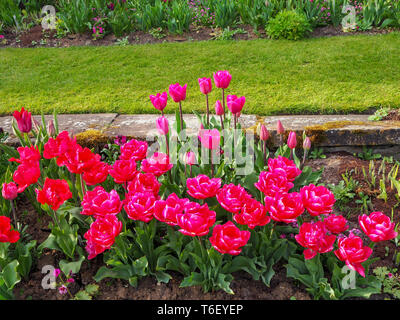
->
0;72;398;299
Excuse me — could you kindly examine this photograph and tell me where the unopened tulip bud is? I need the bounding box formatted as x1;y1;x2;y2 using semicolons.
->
185;151;196;165
303;137;311;150
32;118;41;132
156;116;169;135
277;120;284;134
287;131;297;149
260;124;269;141
47;120;55;137
215;100;224;115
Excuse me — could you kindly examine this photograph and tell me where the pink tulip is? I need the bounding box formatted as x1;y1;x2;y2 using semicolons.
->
169;83;187;103
226;95;245;115
13;107;32;133
185;151;196;165
149;92;168;112
213;71;232;89
215;100;224;115
2;182;18;200
199;129;220;150
277;120;284;134
156;116;169;135
198;77;212;95
287;131;297;149
260;124;269;141
303;137;311;150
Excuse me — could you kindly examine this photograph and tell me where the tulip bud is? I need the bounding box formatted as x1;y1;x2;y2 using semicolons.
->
47;120;55;137
185;151;196;166
303;137;311;150
12;107;32;133
198;77;212;95
156;116;169;135
215;100;224;115
2;182;18;200
32;118;41;133
277;120;284;134
287;131;297;149
259;124;269;141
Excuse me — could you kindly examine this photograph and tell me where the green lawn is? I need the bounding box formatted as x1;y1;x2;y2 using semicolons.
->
1;32;400;116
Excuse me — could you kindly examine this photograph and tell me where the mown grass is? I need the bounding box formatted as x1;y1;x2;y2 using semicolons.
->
1;32;400;116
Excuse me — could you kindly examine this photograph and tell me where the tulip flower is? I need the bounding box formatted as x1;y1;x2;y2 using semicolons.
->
210;221;250;255
36;178;73;212
267;156;301;182
287;131;297;149
2;182;19;229
227;95;245;129
215;100;224;130
302;136;312;167
169;83;187;131
259;124;269;166
198;77;212;125
47;120;56;137
186;174;221;199
185;151;196;166
213;71;232;120
120;138;148;161
149;92;168;115
300;184;335;217
156;116;170;158
277;120;284;134
13;107;32;133
359;212;398;242
255;168;293;198
199;129;220;150
0;216;20;243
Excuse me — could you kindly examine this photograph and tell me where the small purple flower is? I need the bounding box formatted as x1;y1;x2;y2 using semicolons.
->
388;273;393;279
54;268;61;278
58;285;67;295
67;278;75;283
0;35;4;39
107;2;115;10
280;234;286;239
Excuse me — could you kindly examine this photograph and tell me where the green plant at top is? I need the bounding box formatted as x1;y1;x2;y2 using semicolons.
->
149;27;166;39
293;0;325;28
107;1;136;37
56;0;95;34
0;0;23;28
368;107;390;121
266;10;312;40
214;0;238;29
354;146;382;161
165;0;192;35
213;27;247;40
373;266;400;299
236;0;275;29
328;180;356;211
309;147;326;159
357;0;393;30
135;0;166;31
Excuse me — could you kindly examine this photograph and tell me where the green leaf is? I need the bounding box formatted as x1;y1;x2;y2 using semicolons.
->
2;260;20;290
38;233;61;253
84;284;99;296
59;254;85;276
155;271;172;283
180;272;204;288
74;290;92;300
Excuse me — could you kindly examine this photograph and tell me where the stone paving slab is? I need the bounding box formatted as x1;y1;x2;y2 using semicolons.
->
1;113;400;156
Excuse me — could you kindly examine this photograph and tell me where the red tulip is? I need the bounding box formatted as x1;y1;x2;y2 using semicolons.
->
210;221;250;255
43;131;76;160
82;161;110;186
287;131;297;149
359;211;398;242
226;95;245;115
216;183;252;214
295;221;336;260
267;156;301;182
141;152;173;177
176;202;216;237
300;184;335;217
0;216;20;243
2;182;18;200
36;178;72;211
260;124;269;141
13;107;32;133
13;163;41;193
324;214;349;235
9;146;41;165
265;192;304;223
277;120;284;134
234;198;270;229
84;215;122;259
186;174;221;199
119;138;148;161
127;172;160;197
254;168;294;198
154;193;190;226
334;232;372;277
109;159;137;184
149;92;168;112
156;116;169;135
198;77;212;95
60;146;100;174
81;186;122;218
124;191;156;223
169;83;187;103
215;100;224;115
213;71;232;89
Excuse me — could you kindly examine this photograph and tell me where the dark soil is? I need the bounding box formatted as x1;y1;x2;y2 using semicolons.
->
382;110;400;121
12;152;400;300
0;24;396;49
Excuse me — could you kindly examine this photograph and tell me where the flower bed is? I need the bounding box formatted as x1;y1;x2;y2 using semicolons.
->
1;71;399;300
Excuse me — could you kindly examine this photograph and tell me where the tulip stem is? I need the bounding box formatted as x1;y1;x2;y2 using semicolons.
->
189;165;193;178
234;113;237;130
263;140;268;167
165;134;170;159
222;89;226;121
10;200;19;231
301;150;308;169
219;115;224;131
50;208;61;230
178;101;184;132
289;149;294;161
210;150;214;178
206;95;209;126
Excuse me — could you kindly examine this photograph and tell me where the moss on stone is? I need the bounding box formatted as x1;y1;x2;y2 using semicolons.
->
75;129;109;149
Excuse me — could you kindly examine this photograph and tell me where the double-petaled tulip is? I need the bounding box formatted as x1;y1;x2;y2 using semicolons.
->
149;92;168;113
127;172;160;197
109;159;137;184
156;116;169;135
141;152;173;177
295;221;336;260
2;182;18;200
210;221;250;255
234;198;271;229
265;192;304;223
226;95;245;115
154;193;190;226
198;77;212;95
60;146;100;174
300;184;335;217
124;191;156;223
254;168;294;198
176;202;216;237
13;107;32;133
12;163;41;193
359;211;398;242
9;146;41;165
213;71;232;89
36;178;72;211
199;129;220;150
216;183;252;214
324;214;349;234
119;138;148;161
169;83;187;103
82;161;110;186
43;131;76;160
84;215;122;259
186;174;221;199
0;216;20;243
287;131;297;149
267;156;301;182
334;232;373;277
81;186;122;218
